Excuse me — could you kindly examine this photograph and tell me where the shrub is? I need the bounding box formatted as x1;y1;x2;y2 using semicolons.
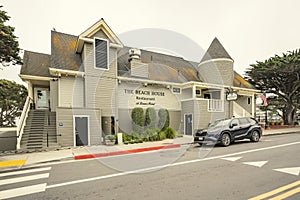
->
142;128;160;141
131;107;144;134
165;127;176;139
158;131;166;140
130;131;141;140
145;107;156;129
158;109;170;131
123;133;132;142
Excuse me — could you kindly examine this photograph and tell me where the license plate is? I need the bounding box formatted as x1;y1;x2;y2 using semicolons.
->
198;137;204;140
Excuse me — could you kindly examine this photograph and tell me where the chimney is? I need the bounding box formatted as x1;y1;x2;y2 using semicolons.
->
128;48;141;62
129;48;149;78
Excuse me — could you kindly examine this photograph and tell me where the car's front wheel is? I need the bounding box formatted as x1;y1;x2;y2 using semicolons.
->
221;133;231;147
250;130;260;142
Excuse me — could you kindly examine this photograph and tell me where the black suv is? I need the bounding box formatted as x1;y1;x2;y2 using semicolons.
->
194;117;262;147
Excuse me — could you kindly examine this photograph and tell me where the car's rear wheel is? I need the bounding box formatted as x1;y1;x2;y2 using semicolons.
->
221;133;231;147
250;130;260;142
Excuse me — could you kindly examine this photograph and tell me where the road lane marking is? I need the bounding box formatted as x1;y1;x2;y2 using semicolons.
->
46;141;300;189
269;186;300;200
221;157;242;161
0;167;51;178
22;141;300;170
0;160;26;168
273;167;300;176
248;180;300;200
0;173;49;186
243;161;268;168
0;183;46;199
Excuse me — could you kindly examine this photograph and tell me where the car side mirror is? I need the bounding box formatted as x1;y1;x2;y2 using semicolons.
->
230;123;238;128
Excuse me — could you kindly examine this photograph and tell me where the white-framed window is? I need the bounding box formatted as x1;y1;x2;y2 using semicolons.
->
94;38;109;70
195;89;201;98
172;87;181;94
247;97;251;105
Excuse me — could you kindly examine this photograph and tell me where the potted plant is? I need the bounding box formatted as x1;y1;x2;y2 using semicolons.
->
105;134;116;145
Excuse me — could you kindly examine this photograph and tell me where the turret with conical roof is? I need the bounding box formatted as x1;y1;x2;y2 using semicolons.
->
200;37;233;63
198;37;234;86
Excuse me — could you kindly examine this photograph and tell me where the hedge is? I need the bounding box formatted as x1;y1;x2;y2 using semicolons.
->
158;108;170;131
131;107;144;134
145;107;156;129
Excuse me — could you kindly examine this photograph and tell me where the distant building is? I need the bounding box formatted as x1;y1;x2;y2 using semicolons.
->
19;19;260;149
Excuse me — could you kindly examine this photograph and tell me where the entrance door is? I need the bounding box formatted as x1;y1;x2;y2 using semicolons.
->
185;114;193;135
74;116;89;146
34;88;49;109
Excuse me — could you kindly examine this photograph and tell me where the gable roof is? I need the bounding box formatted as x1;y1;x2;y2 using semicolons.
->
79;18;123;45
76;18;123;53
200;37;233;63
21;51;51;77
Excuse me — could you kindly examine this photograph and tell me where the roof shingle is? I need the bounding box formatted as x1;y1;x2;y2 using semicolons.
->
51;31;82;71
117;47;201;83
21;51;51;77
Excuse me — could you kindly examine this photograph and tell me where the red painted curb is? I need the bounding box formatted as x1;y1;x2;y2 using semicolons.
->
74;144;181;160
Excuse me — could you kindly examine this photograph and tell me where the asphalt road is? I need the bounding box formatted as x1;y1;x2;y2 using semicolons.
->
1;133;300;200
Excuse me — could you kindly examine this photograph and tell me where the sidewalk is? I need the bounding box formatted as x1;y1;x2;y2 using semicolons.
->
1;127;299;170
0;136;193;169
262;126;300;136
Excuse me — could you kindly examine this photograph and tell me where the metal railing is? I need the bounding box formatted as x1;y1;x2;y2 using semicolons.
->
46;112;61;147
16;96;33;149
208;99;224;112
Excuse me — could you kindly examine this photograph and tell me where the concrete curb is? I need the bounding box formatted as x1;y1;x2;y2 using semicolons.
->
74;144;181;160
263;131;300;137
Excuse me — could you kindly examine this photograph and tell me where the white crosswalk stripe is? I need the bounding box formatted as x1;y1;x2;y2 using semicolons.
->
0;183;47;199
0;173;49;186
0;167;51;178
0;167;51;199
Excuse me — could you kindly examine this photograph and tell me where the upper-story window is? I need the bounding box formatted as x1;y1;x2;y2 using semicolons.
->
94;38;108;70
172;87;181;94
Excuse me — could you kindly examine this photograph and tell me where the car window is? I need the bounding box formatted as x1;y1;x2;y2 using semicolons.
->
248;118;258;125
208;119;231;128
231;119;239;127
239;118;249;125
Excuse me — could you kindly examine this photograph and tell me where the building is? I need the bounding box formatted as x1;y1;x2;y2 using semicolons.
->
18;19;260;149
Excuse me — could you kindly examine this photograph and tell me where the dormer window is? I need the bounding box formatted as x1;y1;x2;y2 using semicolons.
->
94;38;108;70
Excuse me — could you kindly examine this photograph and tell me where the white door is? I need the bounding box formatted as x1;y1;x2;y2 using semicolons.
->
34;88;49;109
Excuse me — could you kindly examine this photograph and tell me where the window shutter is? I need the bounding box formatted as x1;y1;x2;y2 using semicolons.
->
95;39;108;69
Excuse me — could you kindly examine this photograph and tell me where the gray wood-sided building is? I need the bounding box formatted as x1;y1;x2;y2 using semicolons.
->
19;19;260;148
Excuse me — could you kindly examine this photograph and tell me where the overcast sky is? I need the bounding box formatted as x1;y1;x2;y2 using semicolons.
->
1;0;299;85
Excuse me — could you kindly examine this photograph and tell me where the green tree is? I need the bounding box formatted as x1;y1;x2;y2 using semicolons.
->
145;107;156;129
246;49;300;125
0;79;27;127
0;6;22;68
131;107;144;134
158;108;170;130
